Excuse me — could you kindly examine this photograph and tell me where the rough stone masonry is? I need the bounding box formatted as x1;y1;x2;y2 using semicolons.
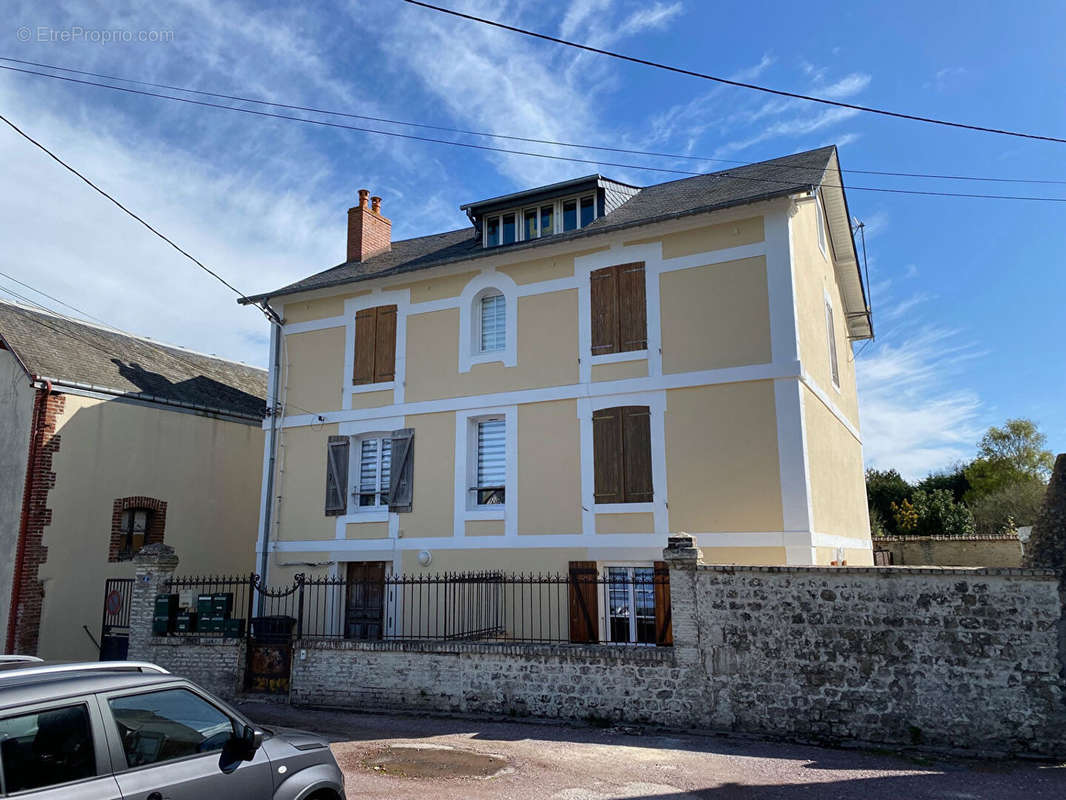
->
131;536;1066;757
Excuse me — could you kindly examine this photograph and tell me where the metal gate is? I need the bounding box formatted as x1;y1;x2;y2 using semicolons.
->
99;578;134;661
245;577;300;695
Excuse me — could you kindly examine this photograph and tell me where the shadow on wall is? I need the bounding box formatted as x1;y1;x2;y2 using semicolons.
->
111;359;265;418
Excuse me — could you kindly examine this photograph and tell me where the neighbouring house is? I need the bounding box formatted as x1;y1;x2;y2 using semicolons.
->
872;534;1025;567
239;145;874;644
0;300;267;660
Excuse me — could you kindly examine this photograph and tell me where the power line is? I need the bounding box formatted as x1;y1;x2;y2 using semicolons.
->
0;267;111;326
2;54;1064;186
405;1;1066;146
0;110;279;324
2;64;1065;205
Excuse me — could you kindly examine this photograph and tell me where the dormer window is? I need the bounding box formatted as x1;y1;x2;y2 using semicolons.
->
482;193;597;247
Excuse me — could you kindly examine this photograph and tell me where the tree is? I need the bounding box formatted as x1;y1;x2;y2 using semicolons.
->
1023;454;1066;569
964;419;1054;500
893;489;975;537
916;464;970;504
969;476;1047;535
866;469;912;536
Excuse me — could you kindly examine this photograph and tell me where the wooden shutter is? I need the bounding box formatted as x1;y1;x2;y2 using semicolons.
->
590;266;619;355
388;428;414;513
353;308;377;385
375;305;397;382
325;435;349;516
653;561;672;646
592;407;623;504
568;561;598;643
621;406;653;503
618;263;647;353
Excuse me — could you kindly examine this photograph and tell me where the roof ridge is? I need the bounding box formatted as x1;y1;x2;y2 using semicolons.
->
0;298;265;373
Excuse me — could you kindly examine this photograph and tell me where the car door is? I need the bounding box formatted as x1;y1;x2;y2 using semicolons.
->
97;685;273;800
0;696;122;798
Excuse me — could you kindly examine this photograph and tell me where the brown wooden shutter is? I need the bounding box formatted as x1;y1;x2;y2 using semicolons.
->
568;561;598;643
618;263;647;353
353;308;377;385
375;305;397;382
388;428;414;513
621;406;653;502
325;435;349;516
590;266;619;355
653;561;672;646
592;407;623;504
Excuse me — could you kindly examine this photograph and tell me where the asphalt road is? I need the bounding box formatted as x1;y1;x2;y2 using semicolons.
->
236;701;1066;800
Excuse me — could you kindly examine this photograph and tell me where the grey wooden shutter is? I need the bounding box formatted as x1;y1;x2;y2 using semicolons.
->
388;428;414;512
325;435;349;516
592;407;623;504
618;263;647;353
621;406;653;502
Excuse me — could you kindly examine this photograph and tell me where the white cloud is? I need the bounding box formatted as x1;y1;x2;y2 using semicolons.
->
857;327;985;481
904;263;919;279
817;72;871;100
880;292;933;322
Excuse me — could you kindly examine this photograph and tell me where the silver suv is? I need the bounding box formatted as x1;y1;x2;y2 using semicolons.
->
0;661;345;799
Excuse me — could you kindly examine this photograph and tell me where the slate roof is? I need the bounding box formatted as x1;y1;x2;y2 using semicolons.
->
0;300;267;419
243;146;839;305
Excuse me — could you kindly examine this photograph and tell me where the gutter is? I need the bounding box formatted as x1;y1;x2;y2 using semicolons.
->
31;376;265;423
6;377;49;654
258;308;284;584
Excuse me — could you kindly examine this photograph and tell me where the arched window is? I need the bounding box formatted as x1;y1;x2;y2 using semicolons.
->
459;273;517;372
476;289;506;353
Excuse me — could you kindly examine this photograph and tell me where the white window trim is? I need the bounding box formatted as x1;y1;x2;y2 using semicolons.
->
350;433;393;512
597;561;657;645
482;192;598;248
343;291;409;409
815;191;828;261
824;289;841;392
458;271;518;372
453;406;517;536
577;391;668;535
590;349;649;366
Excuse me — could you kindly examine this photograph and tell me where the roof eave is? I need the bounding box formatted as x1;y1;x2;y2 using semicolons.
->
243;185;805;307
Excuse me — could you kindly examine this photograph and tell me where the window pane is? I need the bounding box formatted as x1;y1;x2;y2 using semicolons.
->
633;567;656;644
486;217;500;247
379;438;392;504
359;439;379;506
562;200;577;231
580;196;595;227
524;209;537;240
480;293;506;352
476;419;506;497
109;689;233;768
502;213;516;245
0;704;95;792
607;567;631;643
540;205;554;236
826;302;839;385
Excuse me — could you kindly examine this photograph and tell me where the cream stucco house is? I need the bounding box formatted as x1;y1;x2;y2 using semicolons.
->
241;145;874;606
0;301;266;660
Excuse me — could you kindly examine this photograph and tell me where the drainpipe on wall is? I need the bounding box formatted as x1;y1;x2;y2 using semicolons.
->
257;310;283;586
5;377;50;654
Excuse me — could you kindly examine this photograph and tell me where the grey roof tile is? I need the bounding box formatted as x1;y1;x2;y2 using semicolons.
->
0;301;267;419
244;146;836;304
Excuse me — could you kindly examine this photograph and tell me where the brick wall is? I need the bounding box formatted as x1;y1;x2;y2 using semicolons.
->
10;390;65;655
108;496;168;562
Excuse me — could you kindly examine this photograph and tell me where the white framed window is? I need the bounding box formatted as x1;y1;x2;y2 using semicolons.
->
602;564;657;644
825;294;840;388
354;435;392;508
473;417;506;507
478;291;506;353
815;192;828;259
483;193;596;247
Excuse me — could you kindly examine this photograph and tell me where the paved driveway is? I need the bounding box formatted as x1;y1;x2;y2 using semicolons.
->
237;701;1065;799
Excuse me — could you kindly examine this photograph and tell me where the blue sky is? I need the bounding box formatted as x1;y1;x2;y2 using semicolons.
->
1;0;1063;479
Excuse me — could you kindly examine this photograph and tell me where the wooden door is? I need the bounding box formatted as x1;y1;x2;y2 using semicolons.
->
345;561;386;640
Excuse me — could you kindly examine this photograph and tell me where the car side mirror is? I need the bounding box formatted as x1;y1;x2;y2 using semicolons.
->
219;724;263;774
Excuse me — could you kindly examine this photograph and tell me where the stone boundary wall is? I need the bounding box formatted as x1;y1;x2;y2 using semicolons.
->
873;534;1024;567
128;542;1066;757
291;639;685;724
679;564;1065;755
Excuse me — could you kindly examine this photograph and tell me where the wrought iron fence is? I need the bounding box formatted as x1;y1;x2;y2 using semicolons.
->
156;567;672;647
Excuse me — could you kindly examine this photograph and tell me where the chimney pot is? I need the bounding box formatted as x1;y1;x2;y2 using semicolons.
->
347;188;392;263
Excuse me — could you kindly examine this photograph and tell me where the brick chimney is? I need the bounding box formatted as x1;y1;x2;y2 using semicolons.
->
347;188;392;262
